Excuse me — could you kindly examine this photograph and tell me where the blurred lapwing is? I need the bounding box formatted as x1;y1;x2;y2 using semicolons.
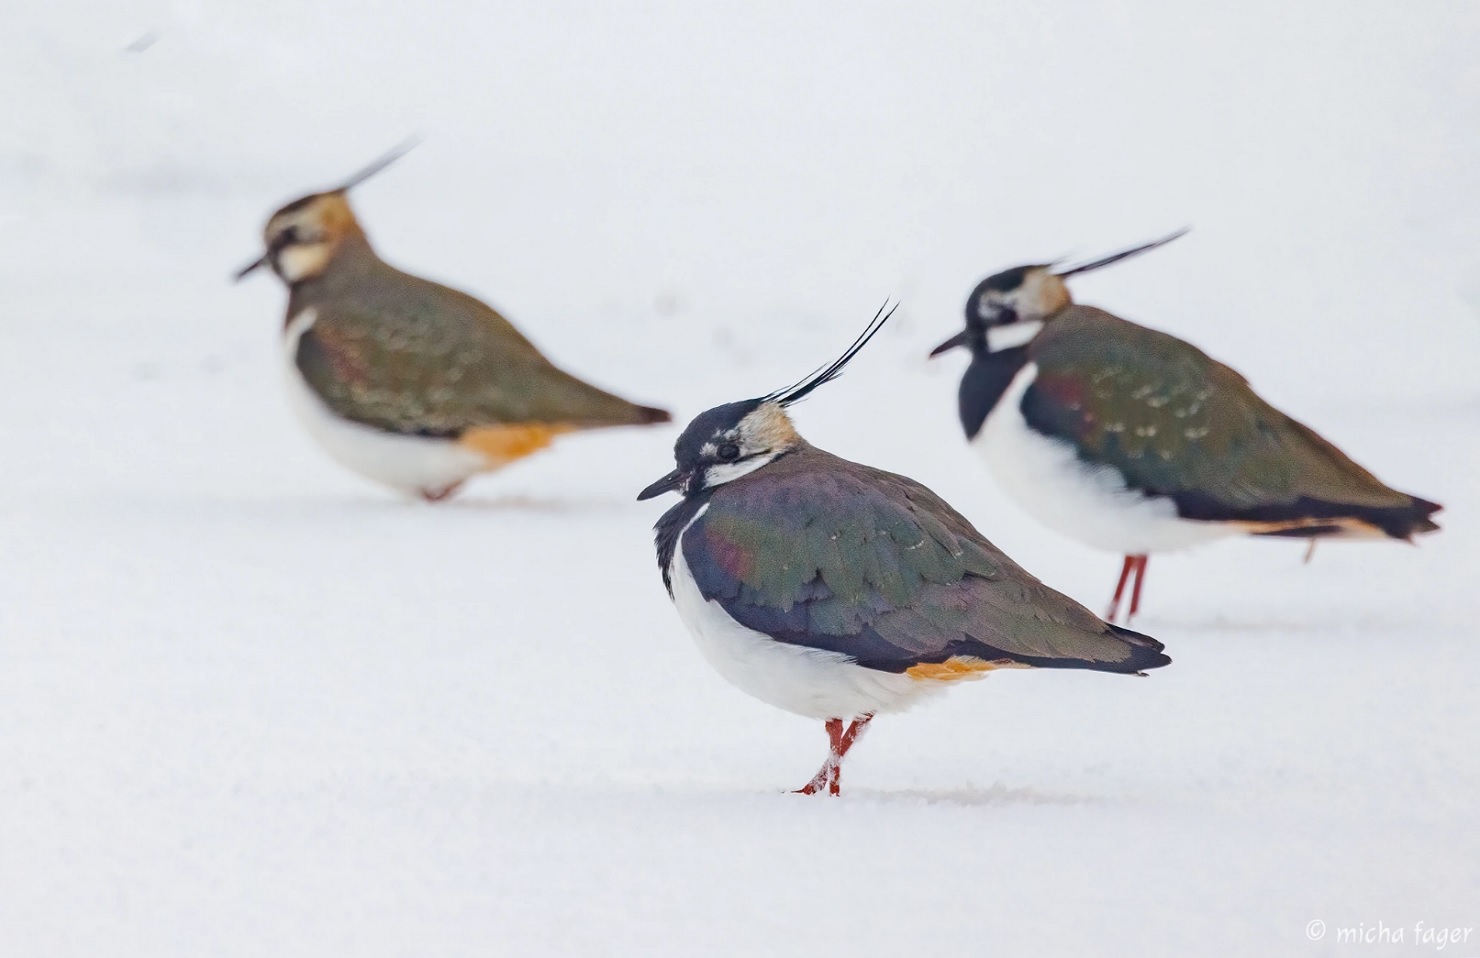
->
930;231;1441;621
236;143;670;501
638;306;1169;795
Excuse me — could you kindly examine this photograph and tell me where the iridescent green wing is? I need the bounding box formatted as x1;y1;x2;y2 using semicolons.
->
683;452;1167;673
1022;307;1415;516
294;266;658;435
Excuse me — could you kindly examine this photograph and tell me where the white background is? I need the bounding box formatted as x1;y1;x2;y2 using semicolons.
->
3;1;1477;954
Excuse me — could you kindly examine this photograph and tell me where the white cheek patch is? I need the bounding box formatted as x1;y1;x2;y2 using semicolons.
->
273;244;331;283
702;453;777;488
986;319;1045;352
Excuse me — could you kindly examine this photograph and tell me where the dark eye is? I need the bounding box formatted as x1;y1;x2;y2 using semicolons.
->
716;442;741;462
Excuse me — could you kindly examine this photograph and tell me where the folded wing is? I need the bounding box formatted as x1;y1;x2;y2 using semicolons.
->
683;453;1169;674
294;269;669;436
1023;307;1439;539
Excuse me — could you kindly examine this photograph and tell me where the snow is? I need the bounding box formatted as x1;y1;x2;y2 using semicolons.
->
3;1;1478;954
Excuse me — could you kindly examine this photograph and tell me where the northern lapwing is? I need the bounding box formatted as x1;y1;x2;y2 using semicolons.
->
930;232;1442;621
235;144;670;501
638;306;1170;795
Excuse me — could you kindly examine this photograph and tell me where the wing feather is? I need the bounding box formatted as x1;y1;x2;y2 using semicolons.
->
294;268;662;435
1023;307;1424;522
682;451;1168;674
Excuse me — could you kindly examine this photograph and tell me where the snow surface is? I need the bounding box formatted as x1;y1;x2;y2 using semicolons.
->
3;1;1479;955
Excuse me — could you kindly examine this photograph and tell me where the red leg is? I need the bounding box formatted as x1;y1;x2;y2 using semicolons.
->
1126;555;1149;621
420;481;464;503
794;714;875;797
1106;555;1136;622
794;719;845;795
828;714;874;796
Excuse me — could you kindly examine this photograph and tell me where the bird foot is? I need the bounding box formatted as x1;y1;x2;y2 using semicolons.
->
792;762;839;796
419;482;465;503
790;715;873;797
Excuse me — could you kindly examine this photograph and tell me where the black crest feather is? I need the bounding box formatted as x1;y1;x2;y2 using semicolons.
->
1053;228;1189;278
760;301;897;407
332;137;422;193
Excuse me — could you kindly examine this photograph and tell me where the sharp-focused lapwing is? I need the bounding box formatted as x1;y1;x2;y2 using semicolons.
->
235;143;670;501
638;307;1170;795
930;232;1442;621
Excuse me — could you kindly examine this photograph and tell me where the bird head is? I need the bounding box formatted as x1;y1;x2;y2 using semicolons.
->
929;229;1187;358
234;139;418;285
241;192;364;284
638;303;895;501
637;399;800;499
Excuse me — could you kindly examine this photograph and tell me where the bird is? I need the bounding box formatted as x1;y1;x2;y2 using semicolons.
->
235;143;671;502
929;231;1442;622
637;306;1170;795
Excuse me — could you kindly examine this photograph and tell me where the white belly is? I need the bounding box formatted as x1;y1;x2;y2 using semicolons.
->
283;310;490;496
976;363;1238;555
667;508;942;720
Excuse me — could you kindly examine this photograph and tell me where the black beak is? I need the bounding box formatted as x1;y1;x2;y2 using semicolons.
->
232;254;268;282
928;329;970;358
637;469;686;501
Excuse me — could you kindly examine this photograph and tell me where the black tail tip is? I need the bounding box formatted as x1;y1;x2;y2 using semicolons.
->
1109;623;1172;672
1395;495;1442;540
636;405;672;425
